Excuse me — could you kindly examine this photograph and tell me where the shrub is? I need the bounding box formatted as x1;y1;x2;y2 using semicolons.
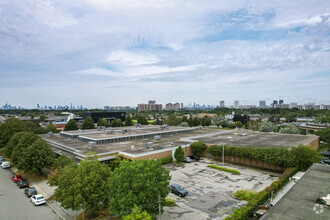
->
190;141;207;156
164;197;176;207
259;121;276;132
174;146;184;162
207;164;240;175
158;156;173;165
225;168;297;220
233;190;258;201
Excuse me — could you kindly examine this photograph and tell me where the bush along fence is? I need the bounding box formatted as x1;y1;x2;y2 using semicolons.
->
207;164;240;175
158;156;173;165
225;168;298;220
207;144;320;172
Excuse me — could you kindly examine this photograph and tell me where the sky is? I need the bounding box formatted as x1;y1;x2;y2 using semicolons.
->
0;0;329;108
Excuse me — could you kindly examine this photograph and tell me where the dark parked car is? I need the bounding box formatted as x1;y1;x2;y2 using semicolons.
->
17;179;29;188
0;157;5;165
183;157;192;163
320;159;330;165
189;155;200;161
170;183;188;197
24;187;37;197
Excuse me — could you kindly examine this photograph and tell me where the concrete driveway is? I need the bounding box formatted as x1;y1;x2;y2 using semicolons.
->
162;158;280;219
0;166;60;220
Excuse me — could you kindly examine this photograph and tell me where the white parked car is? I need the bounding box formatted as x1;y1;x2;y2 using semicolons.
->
30;194;46;206
1;161;10;169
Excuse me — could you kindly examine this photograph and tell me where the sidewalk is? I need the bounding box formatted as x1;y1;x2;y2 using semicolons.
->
31;180;83;220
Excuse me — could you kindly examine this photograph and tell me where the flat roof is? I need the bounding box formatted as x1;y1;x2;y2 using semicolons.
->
262;164;330;220
40;127;319;160
197;131;317;148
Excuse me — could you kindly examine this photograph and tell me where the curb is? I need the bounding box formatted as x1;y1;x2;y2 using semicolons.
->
46;201;65;220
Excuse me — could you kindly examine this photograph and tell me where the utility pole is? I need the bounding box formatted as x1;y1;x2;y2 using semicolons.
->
221;142;226;166
158;195;161;220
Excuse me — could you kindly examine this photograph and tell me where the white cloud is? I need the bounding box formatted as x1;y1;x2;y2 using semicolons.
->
107;50;160;66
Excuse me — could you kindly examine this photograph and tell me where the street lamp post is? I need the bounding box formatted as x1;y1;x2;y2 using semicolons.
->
221;142;226;166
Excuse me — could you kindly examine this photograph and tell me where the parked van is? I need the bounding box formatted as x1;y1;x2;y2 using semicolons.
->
1;161;10;169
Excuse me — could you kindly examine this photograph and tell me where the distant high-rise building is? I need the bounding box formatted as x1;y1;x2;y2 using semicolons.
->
181;103;183;109
138;101;162;112
289;103;298;109
273;100;278;105
166;103;180;110
234;100;239;109
259;100;266;108
219;101;225;108
279;99;284;104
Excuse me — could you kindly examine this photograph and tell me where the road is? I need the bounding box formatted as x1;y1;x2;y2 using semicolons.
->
0;166;60;220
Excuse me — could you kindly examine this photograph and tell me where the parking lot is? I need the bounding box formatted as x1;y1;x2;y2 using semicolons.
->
0;166;60;220
163;158;280;219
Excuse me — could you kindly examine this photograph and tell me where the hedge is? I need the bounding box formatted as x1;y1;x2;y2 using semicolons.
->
207;144;319;170
158;156;173;165
225;168;297;220
207;164;240;175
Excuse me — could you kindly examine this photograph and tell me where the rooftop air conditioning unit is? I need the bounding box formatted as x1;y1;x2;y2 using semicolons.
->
146;142;153;149
48;132;54;137
97;126;106;131
106;130;114;134
154;135;161;141
88;141;96;147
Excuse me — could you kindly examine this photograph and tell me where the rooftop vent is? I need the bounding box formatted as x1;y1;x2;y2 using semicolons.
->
146;142;153;149
135;123;142;128
131;145;135;150
106;130;114;134
48;132;54;137
88;141;96;147
97;126;106;131
154;135;161;141
160;124;168;130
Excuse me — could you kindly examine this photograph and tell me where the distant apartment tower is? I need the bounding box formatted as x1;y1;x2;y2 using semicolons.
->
166;103;180;110
181;103;184;109
219;101;225;108
138;101;162;112
289;103;298;109
279;99;284;104
259;100;266;108
273;100;278;105
234;100;239;109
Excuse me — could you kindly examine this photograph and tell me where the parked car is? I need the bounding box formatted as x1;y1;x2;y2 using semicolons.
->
189;155;200;161
30;194;46;206
24;187;37;197
1;161;10;169
12;175;23;183
0;157;5;165
183;157;192;163
17;179;29;188
169;183;188;197
320;159;330;165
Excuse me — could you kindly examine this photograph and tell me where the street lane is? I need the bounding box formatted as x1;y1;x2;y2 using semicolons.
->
0;167;60;220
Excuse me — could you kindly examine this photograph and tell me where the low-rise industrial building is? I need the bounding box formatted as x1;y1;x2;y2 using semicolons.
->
40;126;319;164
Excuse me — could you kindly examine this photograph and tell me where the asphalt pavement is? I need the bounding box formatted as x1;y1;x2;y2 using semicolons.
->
0;166;60;220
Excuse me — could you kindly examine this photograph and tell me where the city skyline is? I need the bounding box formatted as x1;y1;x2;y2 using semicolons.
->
0;1;329;108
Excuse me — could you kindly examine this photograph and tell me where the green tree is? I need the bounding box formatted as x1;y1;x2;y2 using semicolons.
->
46;122;58;133
4;131;27;158
20;139;55;174
0;118;26;148
11;132;40;166
108;159;171;216
82;116;95;129
137;115;148;125
174;146;184;162
285;113;297;123
52;152;110;214
201;116;212;127
259;121;276;132
316;128;330;145
64;119;78;131
212;115;228;127
190;142;207;156
167;115;179;126
279;124;301;134
179;122;189;127
122;205;152;220
125;115;133;126
53;154;76;170
193;117;201;126
111;118;124;127
97;118;110;127
291;145;321;171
